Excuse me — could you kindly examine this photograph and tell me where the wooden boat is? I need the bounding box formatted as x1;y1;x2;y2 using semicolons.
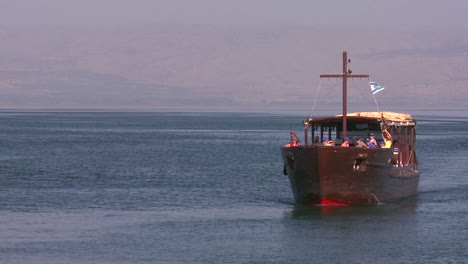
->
281;52;420;205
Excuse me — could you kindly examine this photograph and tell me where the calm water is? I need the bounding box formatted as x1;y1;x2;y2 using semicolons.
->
0;111;467;263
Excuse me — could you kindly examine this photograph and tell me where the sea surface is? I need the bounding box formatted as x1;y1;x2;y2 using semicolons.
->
0;111;467;264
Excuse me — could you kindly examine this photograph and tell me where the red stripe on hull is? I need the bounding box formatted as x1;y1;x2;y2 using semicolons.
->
320;199;349;206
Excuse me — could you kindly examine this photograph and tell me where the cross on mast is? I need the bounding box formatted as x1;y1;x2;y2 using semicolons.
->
320;51;369;137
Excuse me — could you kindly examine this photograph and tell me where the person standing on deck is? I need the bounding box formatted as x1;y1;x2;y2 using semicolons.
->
285;131;301;147
382;129;392;148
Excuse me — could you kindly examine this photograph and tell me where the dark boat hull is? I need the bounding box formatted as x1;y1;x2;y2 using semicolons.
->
281;146;420;205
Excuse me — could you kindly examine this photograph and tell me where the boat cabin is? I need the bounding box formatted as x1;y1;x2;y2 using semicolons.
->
303;111;417;167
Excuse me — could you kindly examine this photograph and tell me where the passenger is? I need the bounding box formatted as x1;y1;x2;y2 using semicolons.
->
322;137;333;146
369;133;378;146
284;138;301;147
382;129;392;148
379;141;385;148
355;137;368;148
341;137;350;147
366;138;377;149
285;131;301;147
322;137;328;146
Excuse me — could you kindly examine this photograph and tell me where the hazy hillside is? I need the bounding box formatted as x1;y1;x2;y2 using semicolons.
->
0;24;467;110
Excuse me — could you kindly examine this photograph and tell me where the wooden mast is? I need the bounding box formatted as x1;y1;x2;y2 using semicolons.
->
320;51;369;137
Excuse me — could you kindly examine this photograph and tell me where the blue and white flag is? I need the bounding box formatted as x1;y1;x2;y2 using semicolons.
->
369;81;384;95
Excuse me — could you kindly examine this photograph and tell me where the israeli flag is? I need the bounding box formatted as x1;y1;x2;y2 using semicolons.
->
369;81;384;95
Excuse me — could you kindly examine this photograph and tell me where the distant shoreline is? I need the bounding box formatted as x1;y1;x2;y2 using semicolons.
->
1;107;467;118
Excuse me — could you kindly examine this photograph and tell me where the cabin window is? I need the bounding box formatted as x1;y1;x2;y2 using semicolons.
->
311;123;338;145
352;123;368;131
368;123;381;131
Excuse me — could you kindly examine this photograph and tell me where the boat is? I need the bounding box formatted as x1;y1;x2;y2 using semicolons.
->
281;51;420;205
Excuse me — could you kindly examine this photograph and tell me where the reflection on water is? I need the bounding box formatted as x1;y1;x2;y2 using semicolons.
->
287;199;418;219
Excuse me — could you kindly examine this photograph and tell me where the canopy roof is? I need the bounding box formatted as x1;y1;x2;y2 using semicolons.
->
307;111;416;127
346;111;413;120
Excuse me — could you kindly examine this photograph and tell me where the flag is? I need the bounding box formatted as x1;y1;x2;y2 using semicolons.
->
369;81;384;95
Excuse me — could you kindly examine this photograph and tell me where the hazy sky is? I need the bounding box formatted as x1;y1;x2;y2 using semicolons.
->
2;0;468;30
1;1;468;110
